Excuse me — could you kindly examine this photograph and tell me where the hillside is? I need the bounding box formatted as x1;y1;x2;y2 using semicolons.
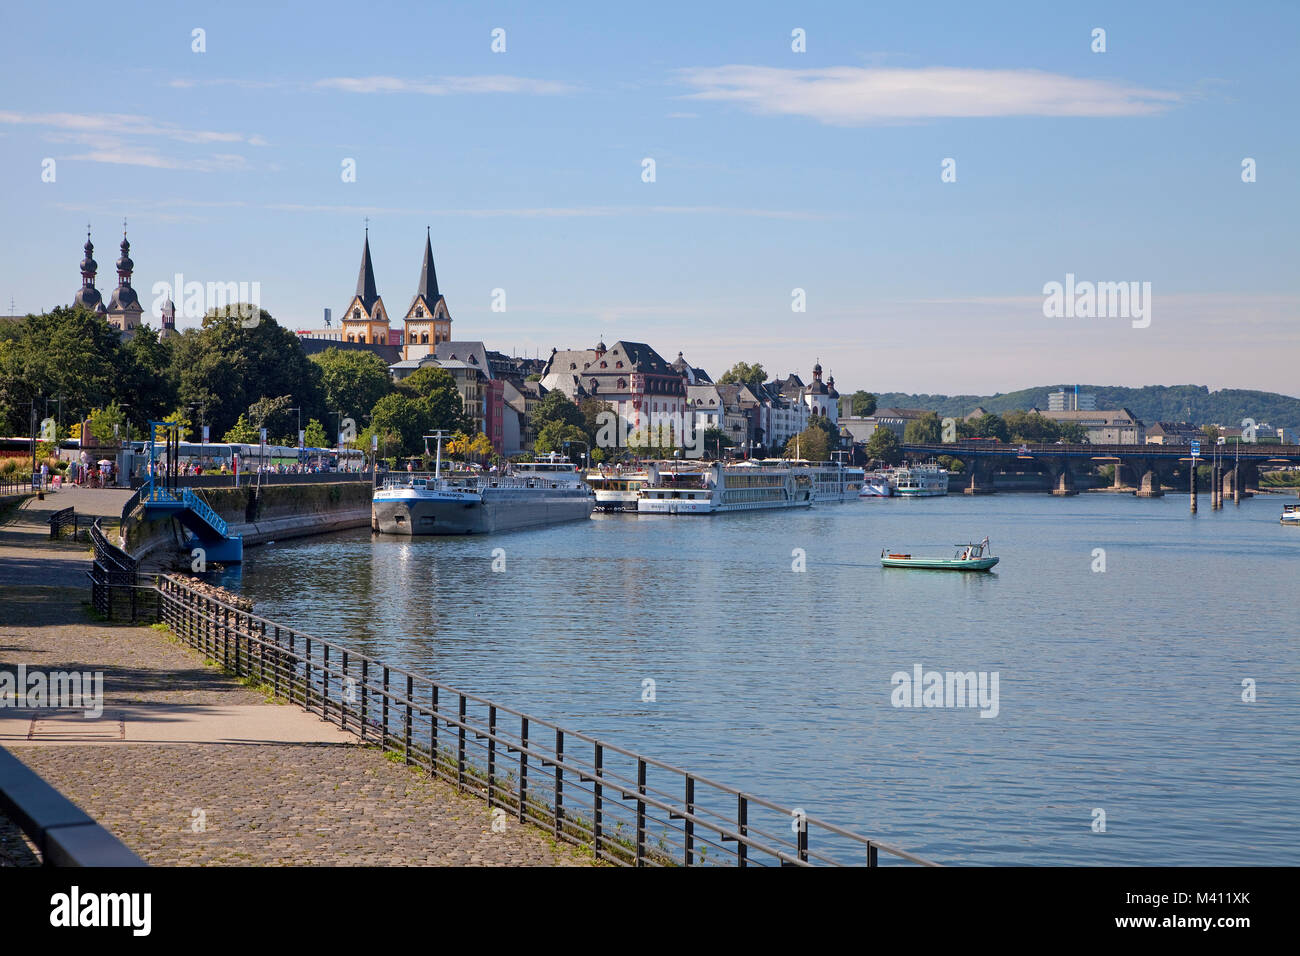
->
862;385;1300;430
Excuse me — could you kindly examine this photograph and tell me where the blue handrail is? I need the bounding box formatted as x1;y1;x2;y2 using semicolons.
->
181;487;229;537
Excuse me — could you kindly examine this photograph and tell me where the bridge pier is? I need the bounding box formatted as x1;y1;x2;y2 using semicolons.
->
1136;468;1163;497
1046;462;1077;496
1112;463;1127;490
1190;462;1198;514
963;459;995;495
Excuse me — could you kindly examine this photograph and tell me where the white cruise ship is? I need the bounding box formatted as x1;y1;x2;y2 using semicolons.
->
889;461;950;497
637;461;812;514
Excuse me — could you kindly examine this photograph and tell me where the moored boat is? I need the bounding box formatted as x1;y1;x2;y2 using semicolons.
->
860;472;893;497
890;460;950;497
584;468;650;512
373;443;593;535
880;537;999;571
638;460;812;514
1282;504;1300;524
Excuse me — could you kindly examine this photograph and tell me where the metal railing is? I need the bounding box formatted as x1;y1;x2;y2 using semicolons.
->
152;575;936;868
0;747;145;866
89;519;159;623
48;506;79;540
180;487;230;536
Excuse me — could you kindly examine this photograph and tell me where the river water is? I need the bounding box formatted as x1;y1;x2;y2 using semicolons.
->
217;491;1300;865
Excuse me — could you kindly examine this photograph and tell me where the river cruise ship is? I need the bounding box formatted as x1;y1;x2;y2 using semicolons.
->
373;452;593;535
584;468;651;512
637;461;812;514
890;461;950;497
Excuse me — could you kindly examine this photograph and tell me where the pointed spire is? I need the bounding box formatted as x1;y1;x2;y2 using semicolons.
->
415;226;440;303
355;230;379;310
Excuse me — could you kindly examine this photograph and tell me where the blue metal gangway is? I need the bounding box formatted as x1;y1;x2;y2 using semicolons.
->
140;421;243;563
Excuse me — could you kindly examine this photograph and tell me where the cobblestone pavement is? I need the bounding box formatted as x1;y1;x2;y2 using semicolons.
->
1;553;593;866
13;743;590;866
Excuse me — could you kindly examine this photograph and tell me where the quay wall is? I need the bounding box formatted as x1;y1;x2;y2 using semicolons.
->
124;482;372;562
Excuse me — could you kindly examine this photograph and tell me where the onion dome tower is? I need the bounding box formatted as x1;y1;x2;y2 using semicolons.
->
106;226;144;333
73;228;104;313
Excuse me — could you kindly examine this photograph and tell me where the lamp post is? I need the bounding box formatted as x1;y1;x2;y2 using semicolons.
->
290;406;302;465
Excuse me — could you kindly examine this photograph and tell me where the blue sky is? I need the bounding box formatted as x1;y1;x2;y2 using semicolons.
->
2;0;1297;395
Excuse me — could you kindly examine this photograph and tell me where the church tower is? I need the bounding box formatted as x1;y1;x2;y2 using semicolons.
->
106;227;144;333
160;296;177;338
72;228;106;315
341;229;390;345
402;227;452;361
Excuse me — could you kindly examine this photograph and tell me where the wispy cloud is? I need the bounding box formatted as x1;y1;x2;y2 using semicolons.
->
0;109;263;170
677;65;1182;125
315;75;576;95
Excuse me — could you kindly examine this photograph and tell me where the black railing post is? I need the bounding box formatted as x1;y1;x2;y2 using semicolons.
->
797;814;808;863
359;659;368;742
554;729;564;839
272;626;280;697
867;842;878;867
684;775;695;866
339;651;349;733
382;667;390;747
322;644;331;723
304;636;312;712
593;742;603;861
288;632;297;705
517;716;528;823
737;795;748;867
486;705;497;808
404;675;413;764
636;759;647;866
457;695;467;790
430;685;439;774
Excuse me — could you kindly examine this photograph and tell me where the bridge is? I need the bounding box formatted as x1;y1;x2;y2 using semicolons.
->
900;441;1300;497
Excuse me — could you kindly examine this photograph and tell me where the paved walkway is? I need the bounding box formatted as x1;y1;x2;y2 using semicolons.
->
0;522;592;866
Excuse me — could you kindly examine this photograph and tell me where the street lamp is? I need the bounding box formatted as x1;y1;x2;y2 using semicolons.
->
290;406;302;464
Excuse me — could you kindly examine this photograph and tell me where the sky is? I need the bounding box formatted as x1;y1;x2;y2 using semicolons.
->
1;0;1297;396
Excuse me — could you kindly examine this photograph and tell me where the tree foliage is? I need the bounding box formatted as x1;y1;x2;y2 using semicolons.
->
312;348;393;421
866;427;902;465
717;362;767;389
849;390;877;417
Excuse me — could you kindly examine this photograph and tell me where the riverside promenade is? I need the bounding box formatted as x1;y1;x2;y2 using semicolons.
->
0;489;590;866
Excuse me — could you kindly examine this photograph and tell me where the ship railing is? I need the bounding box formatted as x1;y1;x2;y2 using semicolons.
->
147;574;938;869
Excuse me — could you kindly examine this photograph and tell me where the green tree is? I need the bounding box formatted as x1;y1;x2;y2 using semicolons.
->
171;307;323;439
784;424;833;461
398;367;469;432
247;394;295;438
87;402;127;445
903;412;942;444
535;421;588;455
865;427;902;465
369;393;432;456
222;414;259;443
1003;410;1061;444
532;391;585;431
970;413;1010;441
122;325;178;425
850;391;877;417
1201;424;1221;443
1058;422;1089;443
311;348;393;422
0;307;133;435
717;362;767;389
703;426;733;458
303;418;329;448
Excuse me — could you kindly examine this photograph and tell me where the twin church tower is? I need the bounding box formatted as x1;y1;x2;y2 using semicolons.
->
340;227;451;362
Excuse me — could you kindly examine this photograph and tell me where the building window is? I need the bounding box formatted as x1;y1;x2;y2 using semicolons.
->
416;306;424;317
347;334;354;342
421;333;428;344
353;309;360;320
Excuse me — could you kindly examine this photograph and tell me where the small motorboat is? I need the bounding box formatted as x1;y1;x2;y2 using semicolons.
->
1282;504;1300;525
881;536;999;571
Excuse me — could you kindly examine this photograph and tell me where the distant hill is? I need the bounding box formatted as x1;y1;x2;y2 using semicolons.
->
860;385;1300;430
